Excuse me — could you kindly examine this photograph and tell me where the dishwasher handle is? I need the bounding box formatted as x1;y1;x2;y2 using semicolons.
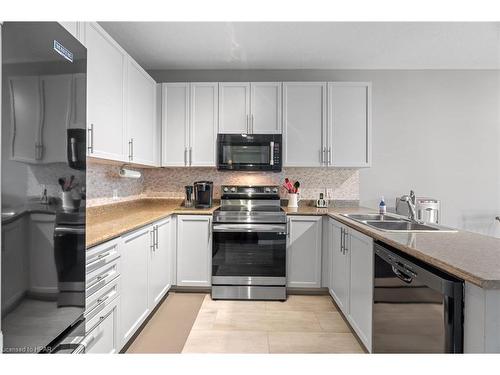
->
391;265;413;283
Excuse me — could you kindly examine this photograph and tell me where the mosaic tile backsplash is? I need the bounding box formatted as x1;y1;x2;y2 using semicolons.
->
87;160;359;206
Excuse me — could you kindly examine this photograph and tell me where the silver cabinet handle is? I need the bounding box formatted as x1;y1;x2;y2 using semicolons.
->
322;147;327;165
328;147;332;165
155;226;159;250
189;147;192;166
343;228;348;254
150;228;155;251
246;115;249;134
184;148;187;166
88;124;94;154
128;139;133;161
131;138;134;160
340;228;344;253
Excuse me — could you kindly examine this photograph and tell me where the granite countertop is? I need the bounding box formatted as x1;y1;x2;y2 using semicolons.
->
86;198;218;248
87;199;500;289
287;204;500;289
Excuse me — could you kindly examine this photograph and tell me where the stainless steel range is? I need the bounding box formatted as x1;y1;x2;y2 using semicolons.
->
211;185;287;300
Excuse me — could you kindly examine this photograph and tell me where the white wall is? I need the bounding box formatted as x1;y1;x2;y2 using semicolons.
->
151;69;500;236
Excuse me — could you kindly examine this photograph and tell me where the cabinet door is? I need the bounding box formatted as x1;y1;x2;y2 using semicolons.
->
85;297;119;354
330;220;350;313
1;218;28;313
176;215;211;287
84;22;126;162
120;226;150;346
126;59;157;166
328;82;371;167
40;74;73;163
218;82;250;134
287;216;322;288
349;229;373;351
149;218;172;308
162;83;189;166
190;83;218;166
283;82;326;167
8;76;43;162
250;82;282;134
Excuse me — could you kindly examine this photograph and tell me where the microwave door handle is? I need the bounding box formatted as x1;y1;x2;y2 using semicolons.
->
70;137;78;162
269;141;274;166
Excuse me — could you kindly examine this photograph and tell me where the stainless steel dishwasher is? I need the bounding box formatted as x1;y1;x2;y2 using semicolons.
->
373;242;463;353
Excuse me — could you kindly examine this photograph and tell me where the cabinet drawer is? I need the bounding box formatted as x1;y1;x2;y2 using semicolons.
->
84;296;119;353
86;257;120;297
85;276;120;323
86;239;120;274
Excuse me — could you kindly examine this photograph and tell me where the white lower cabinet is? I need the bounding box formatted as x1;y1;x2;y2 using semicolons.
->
287;216;322;288
348;229;373;351
119;226;151;347
328;218;373;352
149;217;173;308
176;215;212;287
85;296;120;354
329;219;350;313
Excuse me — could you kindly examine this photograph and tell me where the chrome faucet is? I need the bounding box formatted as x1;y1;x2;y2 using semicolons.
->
400;190;416;221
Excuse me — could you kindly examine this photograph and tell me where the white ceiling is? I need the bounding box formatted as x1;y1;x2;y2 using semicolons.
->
99;22;500;70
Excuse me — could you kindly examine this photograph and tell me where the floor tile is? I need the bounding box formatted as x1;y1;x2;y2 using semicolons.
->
315;311;352;333
265;294;337;312
182;330;269;353
268;332;364;353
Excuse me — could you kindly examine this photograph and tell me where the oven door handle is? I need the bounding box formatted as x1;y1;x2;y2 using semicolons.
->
212;224;287;233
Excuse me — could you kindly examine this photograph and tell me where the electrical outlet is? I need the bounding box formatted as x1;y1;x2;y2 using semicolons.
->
113;189;118;200
326;188;334;200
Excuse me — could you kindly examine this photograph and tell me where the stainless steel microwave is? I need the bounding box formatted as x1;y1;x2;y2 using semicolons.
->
217;134;282;171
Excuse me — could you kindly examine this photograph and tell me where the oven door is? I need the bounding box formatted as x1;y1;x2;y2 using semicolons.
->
217;134;281;171
212;223;286;285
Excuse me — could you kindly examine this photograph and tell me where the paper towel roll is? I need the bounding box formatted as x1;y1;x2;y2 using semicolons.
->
119;168;141;179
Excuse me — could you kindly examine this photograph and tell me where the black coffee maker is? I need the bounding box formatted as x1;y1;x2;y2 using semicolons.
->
193;181;214;208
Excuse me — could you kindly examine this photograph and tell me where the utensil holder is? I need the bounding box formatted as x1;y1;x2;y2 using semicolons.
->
288;193;299;208
62;191;77;210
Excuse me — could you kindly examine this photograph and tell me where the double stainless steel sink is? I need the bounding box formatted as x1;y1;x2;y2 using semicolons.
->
341;213;457;233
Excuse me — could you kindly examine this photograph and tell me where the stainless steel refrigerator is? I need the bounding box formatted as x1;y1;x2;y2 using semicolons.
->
1;22;87;353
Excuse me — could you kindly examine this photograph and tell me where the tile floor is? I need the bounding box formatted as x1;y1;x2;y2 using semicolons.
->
182;294;365;354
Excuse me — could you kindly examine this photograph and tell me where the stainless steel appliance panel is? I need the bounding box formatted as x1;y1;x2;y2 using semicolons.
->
373;242;463;353
212;285;286;301
1;22;87;353
217;134;282;171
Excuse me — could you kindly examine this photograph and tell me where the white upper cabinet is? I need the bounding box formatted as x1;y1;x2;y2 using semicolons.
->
162;83;189;166
287;216;322;288
8;76;43;162
328;82;371;167
84;22;127;162
126;59;157;166
218;82;251;134
40;74;73;163
218;82;281;134
283;82;326;167
250;82;282;134
190;83;218;166
162;83;218;167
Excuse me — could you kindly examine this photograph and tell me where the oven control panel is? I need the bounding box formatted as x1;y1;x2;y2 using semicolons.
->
221;185;280;197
